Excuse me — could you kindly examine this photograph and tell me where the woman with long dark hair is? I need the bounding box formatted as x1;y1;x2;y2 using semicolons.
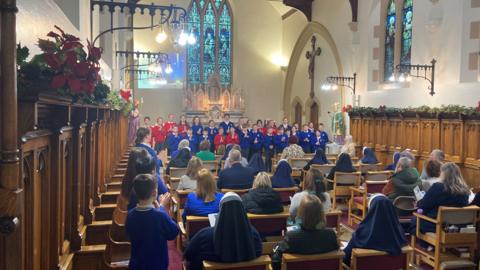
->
290;169;331;220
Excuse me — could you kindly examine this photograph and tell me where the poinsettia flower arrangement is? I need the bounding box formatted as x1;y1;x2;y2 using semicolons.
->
38;25;102;95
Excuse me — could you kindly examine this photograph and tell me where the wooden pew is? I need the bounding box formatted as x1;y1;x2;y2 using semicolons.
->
203;255;272;270
282;250;345;270
346;246;413;270
274;187;300;205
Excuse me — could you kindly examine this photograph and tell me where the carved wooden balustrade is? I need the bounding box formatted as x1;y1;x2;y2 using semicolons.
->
349;112;480;188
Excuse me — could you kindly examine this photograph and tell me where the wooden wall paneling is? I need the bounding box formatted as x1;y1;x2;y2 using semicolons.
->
440;118;464;163
419;118;441;158
85;108;98;223
349;115;363;157
463;119;480;187
402;117;420;154
97;110;106;194
361;116;375;148
387;117;403;152
21;131;52;270
374;115;389;165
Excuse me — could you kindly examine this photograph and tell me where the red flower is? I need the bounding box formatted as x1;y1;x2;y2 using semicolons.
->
50;74;66;89
44;53;62;69
68;77;83;93
120;89;132;102
87;40;102;62
74;62;90;76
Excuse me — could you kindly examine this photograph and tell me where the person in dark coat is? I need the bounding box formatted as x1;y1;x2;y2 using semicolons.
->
410;162;470;234
271;160;296;188
360;147;379;164
242;172;284;214
326;153;357;190
343;194;407;266
248;153;266;175
166;148;191;175
303;148;330;171
184;192;263;270
272;194;339;270
382;157;421;201
217;150;256;190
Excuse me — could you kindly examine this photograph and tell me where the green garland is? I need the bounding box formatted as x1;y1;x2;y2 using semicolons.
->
347;104;480;117
107;91;133;116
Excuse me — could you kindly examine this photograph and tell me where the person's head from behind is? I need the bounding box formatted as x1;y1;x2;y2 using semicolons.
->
178;139;190;150
304;168;327;203
122;148;148;197
196;168;217;202
133;174;157;203
344;135;353;144
231;144;241;151
440;162;470;196
252;172;272;189
425;159;441;178
187;156;203;179
297;194;325;231
399;149;415;161
228;149;242;166
336;152;353;167
395;157;412;173
135;127;151;145
199;140;211;152
430;149;445;162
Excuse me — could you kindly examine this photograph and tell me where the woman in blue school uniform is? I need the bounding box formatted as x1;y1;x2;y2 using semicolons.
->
191;116;204;141
274;127;289;155
207;120;218;152
299;124;313;153
249;124;264;160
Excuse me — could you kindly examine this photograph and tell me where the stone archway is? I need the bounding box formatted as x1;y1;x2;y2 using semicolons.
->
283;22;345;117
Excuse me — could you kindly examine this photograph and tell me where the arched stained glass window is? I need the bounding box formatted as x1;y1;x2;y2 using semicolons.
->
187;0;232;87
384;0;396;81
218;4;231;86
187;1;201;84
401;0;413;65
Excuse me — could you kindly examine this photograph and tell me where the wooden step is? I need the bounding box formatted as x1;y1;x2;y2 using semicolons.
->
107;182;121;192
73;244;106;270
115;168;127;174
85;221;112;245
101;191;120;205
94;204;116;221
111;174;124;182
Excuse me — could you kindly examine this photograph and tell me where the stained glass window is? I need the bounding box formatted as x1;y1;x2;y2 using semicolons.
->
187;0;232;87
187;2;201;84
401;0;413;65
384;0;396;81
203;2;216;83
218;4;231;85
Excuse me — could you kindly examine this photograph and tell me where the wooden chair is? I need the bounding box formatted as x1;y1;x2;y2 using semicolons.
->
411;206;480;270
248;211;289;237
310;164;335;177
326;210;342;233
282;250;345;270
359;163;383;174
288;158;310;178
110;208;128;242
203;255;271;270
347;246;413;270
329;172;362;209
103;232;130;269
179;215;211;240
392;196;417;225
168;167;188;178
167;177;181;191
221;188;250;197
203;160;219;175
351;157;359;164
274;187;299;205
348;171;391;225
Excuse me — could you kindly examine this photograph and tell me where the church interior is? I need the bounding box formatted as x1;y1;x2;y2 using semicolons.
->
1;0;480;269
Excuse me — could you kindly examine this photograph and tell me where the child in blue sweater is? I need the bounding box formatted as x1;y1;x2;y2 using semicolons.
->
126;174;179;270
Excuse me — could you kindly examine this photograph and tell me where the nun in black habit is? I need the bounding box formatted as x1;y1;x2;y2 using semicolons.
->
183;192;263;270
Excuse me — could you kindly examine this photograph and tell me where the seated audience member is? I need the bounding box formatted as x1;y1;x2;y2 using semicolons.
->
135;127;166;174
400;149;415;162
183;168;223;221
127;149;169;210
166;148;191;175
303;148;330;171
217;150;256;190
290;169;331;220
280;144;305;160
271;160;296;188
360;147;379;164
343;194;407;266
326;153;357;182
171;139;190;159
382;157;421;201
184;192;263;270
341;135;356;157
242;172;284;214
421;159;442;191
420;149;445;179
196;140;216;161
223;144;248;169
410;162;470;234
385;152;401;171
272;195;339;270
248;153;266;175
126;174;179;270
178;157;203;191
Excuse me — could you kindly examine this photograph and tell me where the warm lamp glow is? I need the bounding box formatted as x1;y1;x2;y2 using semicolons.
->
155;29;167;44
271;53;288;67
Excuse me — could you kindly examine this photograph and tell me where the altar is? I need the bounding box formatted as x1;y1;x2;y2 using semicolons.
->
183;74;245;123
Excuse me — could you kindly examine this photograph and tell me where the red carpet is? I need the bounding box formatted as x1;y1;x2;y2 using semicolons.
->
168;241;183;270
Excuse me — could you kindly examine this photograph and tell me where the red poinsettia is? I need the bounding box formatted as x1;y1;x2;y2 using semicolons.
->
39;25;102;95
342;104;353;113
120;89;132;102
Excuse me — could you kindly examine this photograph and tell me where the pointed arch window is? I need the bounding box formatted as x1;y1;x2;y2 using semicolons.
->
384;0;396;81
401;0;413;65
187;0;233;87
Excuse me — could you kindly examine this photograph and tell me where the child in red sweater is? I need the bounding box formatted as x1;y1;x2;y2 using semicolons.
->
225;127;239;145
214;127;226;151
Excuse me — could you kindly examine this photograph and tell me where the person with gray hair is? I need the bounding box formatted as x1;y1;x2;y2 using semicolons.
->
224;145;248;169
420;149;445;179
217;149;256;190
382;157;421;201
171;139;191;159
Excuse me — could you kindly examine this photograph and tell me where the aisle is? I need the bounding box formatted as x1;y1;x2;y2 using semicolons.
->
168;240;183;270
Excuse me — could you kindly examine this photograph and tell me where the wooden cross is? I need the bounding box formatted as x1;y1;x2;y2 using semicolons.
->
306;35;322;98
